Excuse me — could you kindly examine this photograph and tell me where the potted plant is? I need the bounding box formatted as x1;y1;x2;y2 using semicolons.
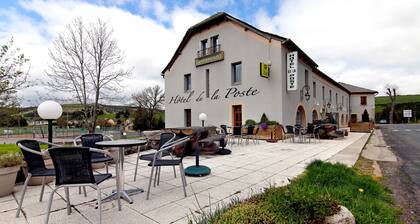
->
0;152;22;197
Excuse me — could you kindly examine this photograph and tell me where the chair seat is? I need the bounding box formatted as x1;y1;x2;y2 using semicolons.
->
140;151;170;161
31;168;55;177
91;156;113;163
94;174;112;184
148;159;181;166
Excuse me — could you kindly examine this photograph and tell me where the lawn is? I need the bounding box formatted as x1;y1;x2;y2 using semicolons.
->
376;95;420;105
0;143;49;154
193;161;398;224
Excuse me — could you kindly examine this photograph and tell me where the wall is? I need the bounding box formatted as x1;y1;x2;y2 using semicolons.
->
349;94;375;122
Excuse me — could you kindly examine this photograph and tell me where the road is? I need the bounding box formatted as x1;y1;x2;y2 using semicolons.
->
379;124;420;186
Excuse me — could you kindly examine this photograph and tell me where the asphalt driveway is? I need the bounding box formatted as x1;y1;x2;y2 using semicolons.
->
379;124;420;186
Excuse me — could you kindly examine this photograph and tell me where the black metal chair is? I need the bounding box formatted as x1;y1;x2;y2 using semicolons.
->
146;136;191;200
231;126;243;145
134;132;176;182
15;139;62;218
74;134;114;196
243;125;257;145
45;147;113;224
284;125;295;142
220;125;232;145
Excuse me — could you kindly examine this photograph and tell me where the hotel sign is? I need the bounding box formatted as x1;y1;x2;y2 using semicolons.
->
260;63;270;78
287;51;298;91
195;51;224;67
168;87;260;104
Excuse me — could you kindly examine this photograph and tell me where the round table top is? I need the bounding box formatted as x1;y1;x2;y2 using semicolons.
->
96;139;147;147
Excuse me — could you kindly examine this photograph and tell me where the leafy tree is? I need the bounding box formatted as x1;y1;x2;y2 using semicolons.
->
0;38;29;107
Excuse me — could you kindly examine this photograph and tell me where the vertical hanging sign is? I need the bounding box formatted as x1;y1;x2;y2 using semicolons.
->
287;51;298;91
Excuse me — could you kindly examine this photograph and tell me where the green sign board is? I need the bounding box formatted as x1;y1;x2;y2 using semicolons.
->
195;51;224;67
260;62;270;78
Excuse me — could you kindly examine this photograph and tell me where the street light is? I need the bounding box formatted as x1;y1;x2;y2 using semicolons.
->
37;101;63;144
199;113;207;127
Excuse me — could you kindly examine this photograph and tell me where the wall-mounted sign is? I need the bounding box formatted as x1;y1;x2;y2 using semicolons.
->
260;63;270;78
168;87;260;104
195;51;224;67
287;51;298;91
403;109;412;118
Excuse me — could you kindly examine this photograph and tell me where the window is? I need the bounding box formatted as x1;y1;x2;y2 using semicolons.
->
199;39;207;57
232;105;242;127
322;86;325;100
184;109;191;127
313;81;316;98
305;70;309;86
342;95;344;104
335;93;338;106
360;96;367;105
184;74;191;92
329;90;332;101
205;69;210;98
231;62;242;85
210;35;219;54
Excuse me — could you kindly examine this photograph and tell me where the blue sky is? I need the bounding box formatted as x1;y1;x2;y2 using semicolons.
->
1;0;419;105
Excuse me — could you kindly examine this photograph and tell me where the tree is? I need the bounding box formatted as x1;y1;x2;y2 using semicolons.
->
385;84;398;124
0;38;29;107
362;109;370;122
46;17;131;133
132;85;164;129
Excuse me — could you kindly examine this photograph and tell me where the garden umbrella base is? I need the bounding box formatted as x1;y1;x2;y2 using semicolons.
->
184;165;211;177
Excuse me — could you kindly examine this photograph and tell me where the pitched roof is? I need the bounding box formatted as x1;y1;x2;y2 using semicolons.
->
314;69;350;94
161;12;318;75
339;82;378;94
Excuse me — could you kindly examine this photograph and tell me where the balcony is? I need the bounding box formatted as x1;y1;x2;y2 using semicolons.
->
195;44;224;67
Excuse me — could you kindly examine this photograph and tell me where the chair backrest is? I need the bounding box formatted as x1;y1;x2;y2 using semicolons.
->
246;125;254;135
220;125;228;134
159;132;176;149
16;140;46;173
49;147;95;186
80;134;104;148
285;125;294;134
232;126;242;136
306;123;314;133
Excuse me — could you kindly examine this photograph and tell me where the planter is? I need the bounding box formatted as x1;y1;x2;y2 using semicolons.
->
0;165;20;197
255;125;284;140
349;122;374;133
22;159;54;186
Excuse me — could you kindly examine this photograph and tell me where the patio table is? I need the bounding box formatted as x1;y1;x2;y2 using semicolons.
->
96;139;147;211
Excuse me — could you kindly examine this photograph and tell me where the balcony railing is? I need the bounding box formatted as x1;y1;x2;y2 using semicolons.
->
197;44;221;58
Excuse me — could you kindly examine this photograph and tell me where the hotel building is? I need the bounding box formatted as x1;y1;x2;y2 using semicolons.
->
162;12;377;128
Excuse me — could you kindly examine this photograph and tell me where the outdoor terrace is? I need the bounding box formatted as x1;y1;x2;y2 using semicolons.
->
1;132;368;224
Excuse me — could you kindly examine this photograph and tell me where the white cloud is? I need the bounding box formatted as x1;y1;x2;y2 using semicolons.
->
255;0;420;95
0;0;208;106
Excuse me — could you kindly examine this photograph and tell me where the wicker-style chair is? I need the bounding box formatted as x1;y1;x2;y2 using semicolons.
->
15;139;62;218
45;147;114;224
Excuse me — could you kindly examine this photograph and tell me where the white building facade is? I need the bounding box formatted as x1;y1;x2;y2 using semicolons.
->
162;13;377;128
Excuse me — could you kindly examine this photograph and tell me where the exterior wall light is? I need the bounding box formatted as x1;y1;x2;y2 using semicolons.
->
199;113;207;127
37;101;63;143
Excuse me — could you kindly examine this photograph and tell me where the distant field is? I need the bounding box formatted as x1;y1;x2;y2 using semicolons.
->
375;95;420;105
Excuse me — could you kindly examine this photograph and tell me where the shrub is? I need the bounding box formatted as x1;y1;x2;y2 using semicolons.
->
245;119;257;126
266;120;279;125
362;109;370;122
214;203;275;224
259;113;269;124
0;152;22;168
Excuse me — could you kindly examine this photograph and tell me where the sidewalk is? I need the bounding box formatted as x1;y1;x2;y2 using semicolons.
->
1;132;370;224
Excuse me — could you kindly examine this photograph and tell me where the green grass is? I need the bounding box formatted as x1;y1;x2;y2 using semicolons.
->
97;113;116;119
196;161;398;224
376;95;420;105
0;143;49;154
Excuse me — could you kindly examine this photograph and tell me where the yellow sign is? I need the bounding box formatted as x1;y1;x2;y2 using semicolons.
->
195;51;224;66
260;62;270;78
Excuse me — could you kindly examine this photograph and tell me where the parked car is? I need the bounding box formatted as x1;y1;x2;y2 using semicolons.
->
379;119;387;124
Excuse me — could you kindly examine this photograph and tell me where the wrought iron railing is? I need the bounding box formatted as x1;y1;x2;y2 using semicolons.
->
197;44;221;58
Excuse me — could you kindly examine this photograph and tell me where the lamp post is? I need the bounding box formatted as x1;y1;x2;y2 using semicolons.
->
184;113;211;177
199;113;207;127
37;101;63;144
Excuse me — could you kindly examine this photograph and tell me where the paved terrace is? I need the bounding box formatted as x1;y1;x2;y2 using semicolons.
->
2;132;369;224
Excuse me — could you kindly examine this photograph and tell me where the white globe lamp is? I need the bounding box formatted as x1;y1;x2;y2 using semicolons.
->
37;101;63;143
199;113;207;127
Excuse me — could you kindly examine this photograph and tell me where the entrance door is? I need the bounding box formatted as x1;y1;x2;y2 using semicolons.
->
232;105;242;127
184;109;191;127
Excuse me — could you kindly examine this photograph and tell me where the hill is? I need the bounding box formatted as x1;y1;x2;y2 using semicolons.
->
375;95;420;122
375;95;420;105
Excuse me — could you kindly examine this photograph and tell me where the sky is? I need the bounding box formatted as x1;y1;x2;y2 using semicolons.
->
0;0;419;106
